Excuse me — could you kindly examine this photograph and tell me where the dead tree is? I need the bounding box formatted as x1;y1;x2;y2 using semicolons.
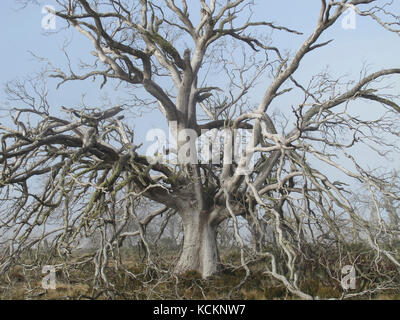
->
1;0;400;298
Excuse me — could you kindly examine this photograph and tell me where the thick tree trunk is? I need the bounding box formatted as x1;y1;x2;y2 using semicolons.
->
175;208;221;278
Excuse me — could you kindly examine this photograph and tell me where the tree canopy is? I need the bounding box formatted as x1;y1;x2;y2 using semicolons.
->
1;0;400;299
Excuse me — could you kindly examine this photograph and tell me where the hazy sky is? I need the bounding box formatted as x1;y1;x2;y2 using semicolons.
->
1;0;399;177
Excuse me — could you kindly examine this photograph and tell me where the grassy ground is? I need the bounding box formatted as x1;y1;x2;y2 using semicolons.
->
1;249;399;300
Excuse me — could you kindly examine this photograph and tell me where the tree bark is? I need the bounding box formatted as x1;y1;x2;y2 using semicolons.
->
175;207;222;278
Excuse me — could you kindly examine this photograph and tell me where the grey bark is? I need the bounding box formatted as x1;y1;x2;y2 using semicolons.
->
175;207;222;278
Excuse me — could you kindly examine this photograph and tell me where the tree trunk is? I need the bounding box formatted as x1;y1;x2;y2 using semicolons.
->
175;208;221;278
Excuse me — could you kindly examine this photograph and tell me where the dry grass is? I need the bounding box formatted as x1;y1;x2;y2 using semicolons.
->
1;249;399;300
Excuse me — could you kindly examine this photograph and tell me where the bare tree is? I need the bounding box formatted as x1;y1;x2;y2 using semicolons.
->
1;0;400;299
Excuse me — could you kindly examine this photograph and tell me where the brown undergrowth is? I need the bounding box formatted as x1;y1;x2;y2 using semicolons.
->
1;248;399;300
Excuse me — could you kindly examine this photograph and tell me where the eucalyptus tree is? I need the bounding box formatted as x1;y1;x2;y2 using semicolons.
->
1;0;400;298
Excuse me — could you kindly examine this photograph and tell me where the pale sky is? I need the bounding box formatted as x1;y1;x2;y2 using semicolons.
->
1;0;399;178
